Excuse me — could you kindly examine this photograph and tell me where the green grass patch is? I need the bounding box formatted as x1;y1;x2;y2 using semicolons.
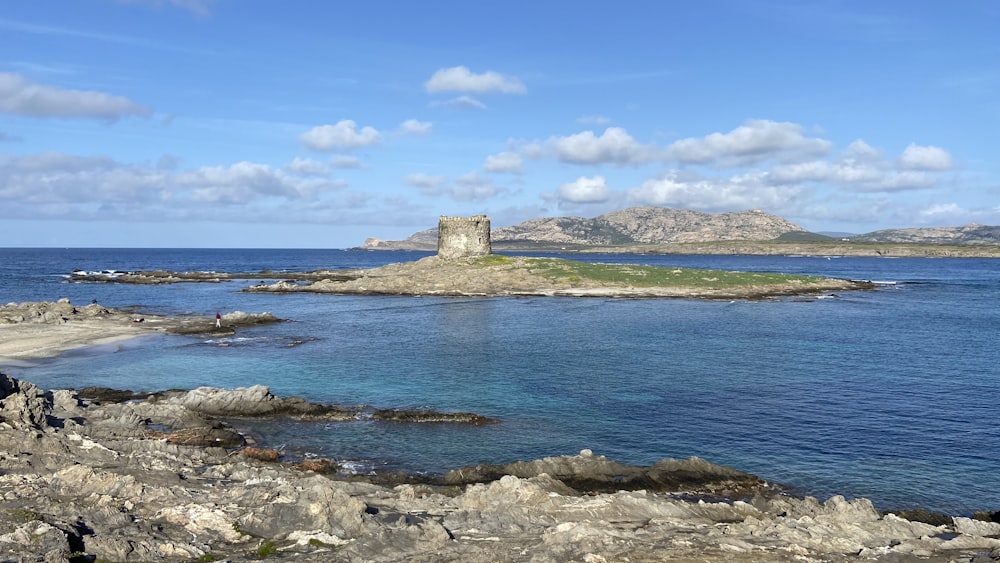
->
256;541;278;557
469;254;514;267
525;257;827;288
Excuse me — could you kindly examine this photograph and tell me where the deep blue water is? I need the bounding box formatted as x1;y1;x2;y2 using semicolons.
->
1;248;998;515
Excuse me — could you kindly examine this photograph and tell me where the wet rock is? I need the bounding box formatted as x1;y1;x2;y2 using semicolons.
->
78;386;151;404
371;408;499;424
442;450;770;496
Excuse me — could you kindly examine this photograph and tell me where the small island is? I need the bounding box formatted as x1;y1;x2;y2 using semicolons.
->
244;253;871;299
249;216;872;299
74;216;875;300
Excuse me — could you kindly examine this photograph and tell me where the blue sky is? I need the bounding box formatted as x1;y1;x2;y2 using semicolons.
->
1;1;998;248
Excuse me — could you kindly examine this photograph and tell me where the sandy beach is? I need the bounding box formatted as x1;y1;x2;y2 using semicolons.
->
0;321;151;363
0;300;157;364
0;300;279;365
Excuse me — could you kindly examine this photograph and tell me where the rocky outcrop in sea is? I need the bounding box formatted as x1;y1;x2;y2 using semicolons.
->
2;372;999;561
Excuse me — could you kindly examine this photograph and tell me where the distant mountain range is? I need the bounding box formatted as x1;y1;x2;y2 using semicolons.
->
848;224;1000;245
361;207;1000;249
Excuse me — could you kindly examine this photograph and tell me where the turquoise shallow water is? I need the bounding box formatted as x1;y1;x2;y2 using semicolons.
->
1;248;998;515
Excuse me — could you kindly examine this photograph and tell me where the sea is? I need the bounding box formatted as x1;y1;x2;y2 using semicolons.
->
0;248;997;516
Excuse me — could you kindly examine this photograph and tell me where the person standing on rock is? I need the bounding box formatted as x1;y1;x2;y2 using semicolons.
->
215;312;222;328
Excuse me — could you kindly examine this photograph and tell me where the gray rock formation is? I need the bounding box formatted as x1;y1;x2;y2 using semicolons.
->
362;207;806;249
2;373;1000;562
0;374;51;429
851;223;1000;245
496;207;805;245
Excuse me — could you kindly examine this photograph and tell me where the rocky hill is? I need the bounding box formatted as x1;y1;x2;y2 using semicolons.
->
851;224;1000;245
496;207;804;245
362;207;805;249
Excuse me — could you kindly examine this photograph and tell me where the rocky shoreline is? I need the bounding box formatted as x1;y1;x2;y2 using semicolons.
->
3;374;1000;562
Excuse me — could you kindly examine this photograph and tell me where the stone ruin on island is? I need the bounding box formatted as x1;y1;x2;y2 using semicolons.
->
437;215;491;260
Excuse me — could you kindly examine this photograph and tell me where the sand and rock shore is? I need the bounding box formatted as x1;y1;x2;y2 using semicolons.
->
2;302;1000;561
0;299;281;364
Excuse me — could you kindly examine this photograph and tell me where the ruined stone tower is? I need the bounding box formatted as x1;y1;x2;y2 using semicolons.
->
437;215;491;259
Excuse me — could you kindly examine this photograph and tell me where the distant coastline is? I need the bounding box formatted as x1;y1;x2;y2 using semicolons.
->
361;239;1000;258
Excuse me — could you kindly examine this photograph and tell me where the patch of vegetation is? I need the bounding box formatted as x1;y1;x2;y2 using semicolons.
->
196;554;220;562
4;508;42;523
525;257;827;288
232;521;248;537
308;538;336;548
469;254;514;267
775;231;837;242
256;541;278;557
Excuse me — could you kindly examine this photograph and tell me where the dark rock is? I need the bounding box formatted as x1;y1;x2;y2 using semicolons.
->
441;449;773;496
889;507;954;526
975;510;1000;523
371;408;499;425
78;386;152;404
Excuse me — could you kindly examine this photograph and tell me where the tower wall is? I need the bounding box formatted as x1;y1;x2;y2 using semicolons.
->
437;215;491;259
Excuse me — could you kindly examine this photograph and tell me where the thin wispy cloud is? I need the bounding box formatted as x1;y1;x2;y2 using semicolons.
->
0;17;219;55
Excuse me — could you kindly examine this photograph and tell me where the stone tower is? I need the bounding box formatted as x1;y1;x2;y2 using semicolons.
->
437;215;491;259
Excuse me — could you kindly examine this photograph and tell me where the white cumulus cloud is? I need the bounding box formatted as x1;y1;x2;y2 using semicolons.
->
483;151;523;174
840;139;883;163
0;72;152;119
453;172;503;201
300;120;381;151
626;170;803;212
0;152;353;223
424;66;525;94
666;119;831;166
285;157;329;176
405;173;447;196
549;127;659;166
556;176;611;203
898;143;953;170
176;161;308;201
398;118;432;136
